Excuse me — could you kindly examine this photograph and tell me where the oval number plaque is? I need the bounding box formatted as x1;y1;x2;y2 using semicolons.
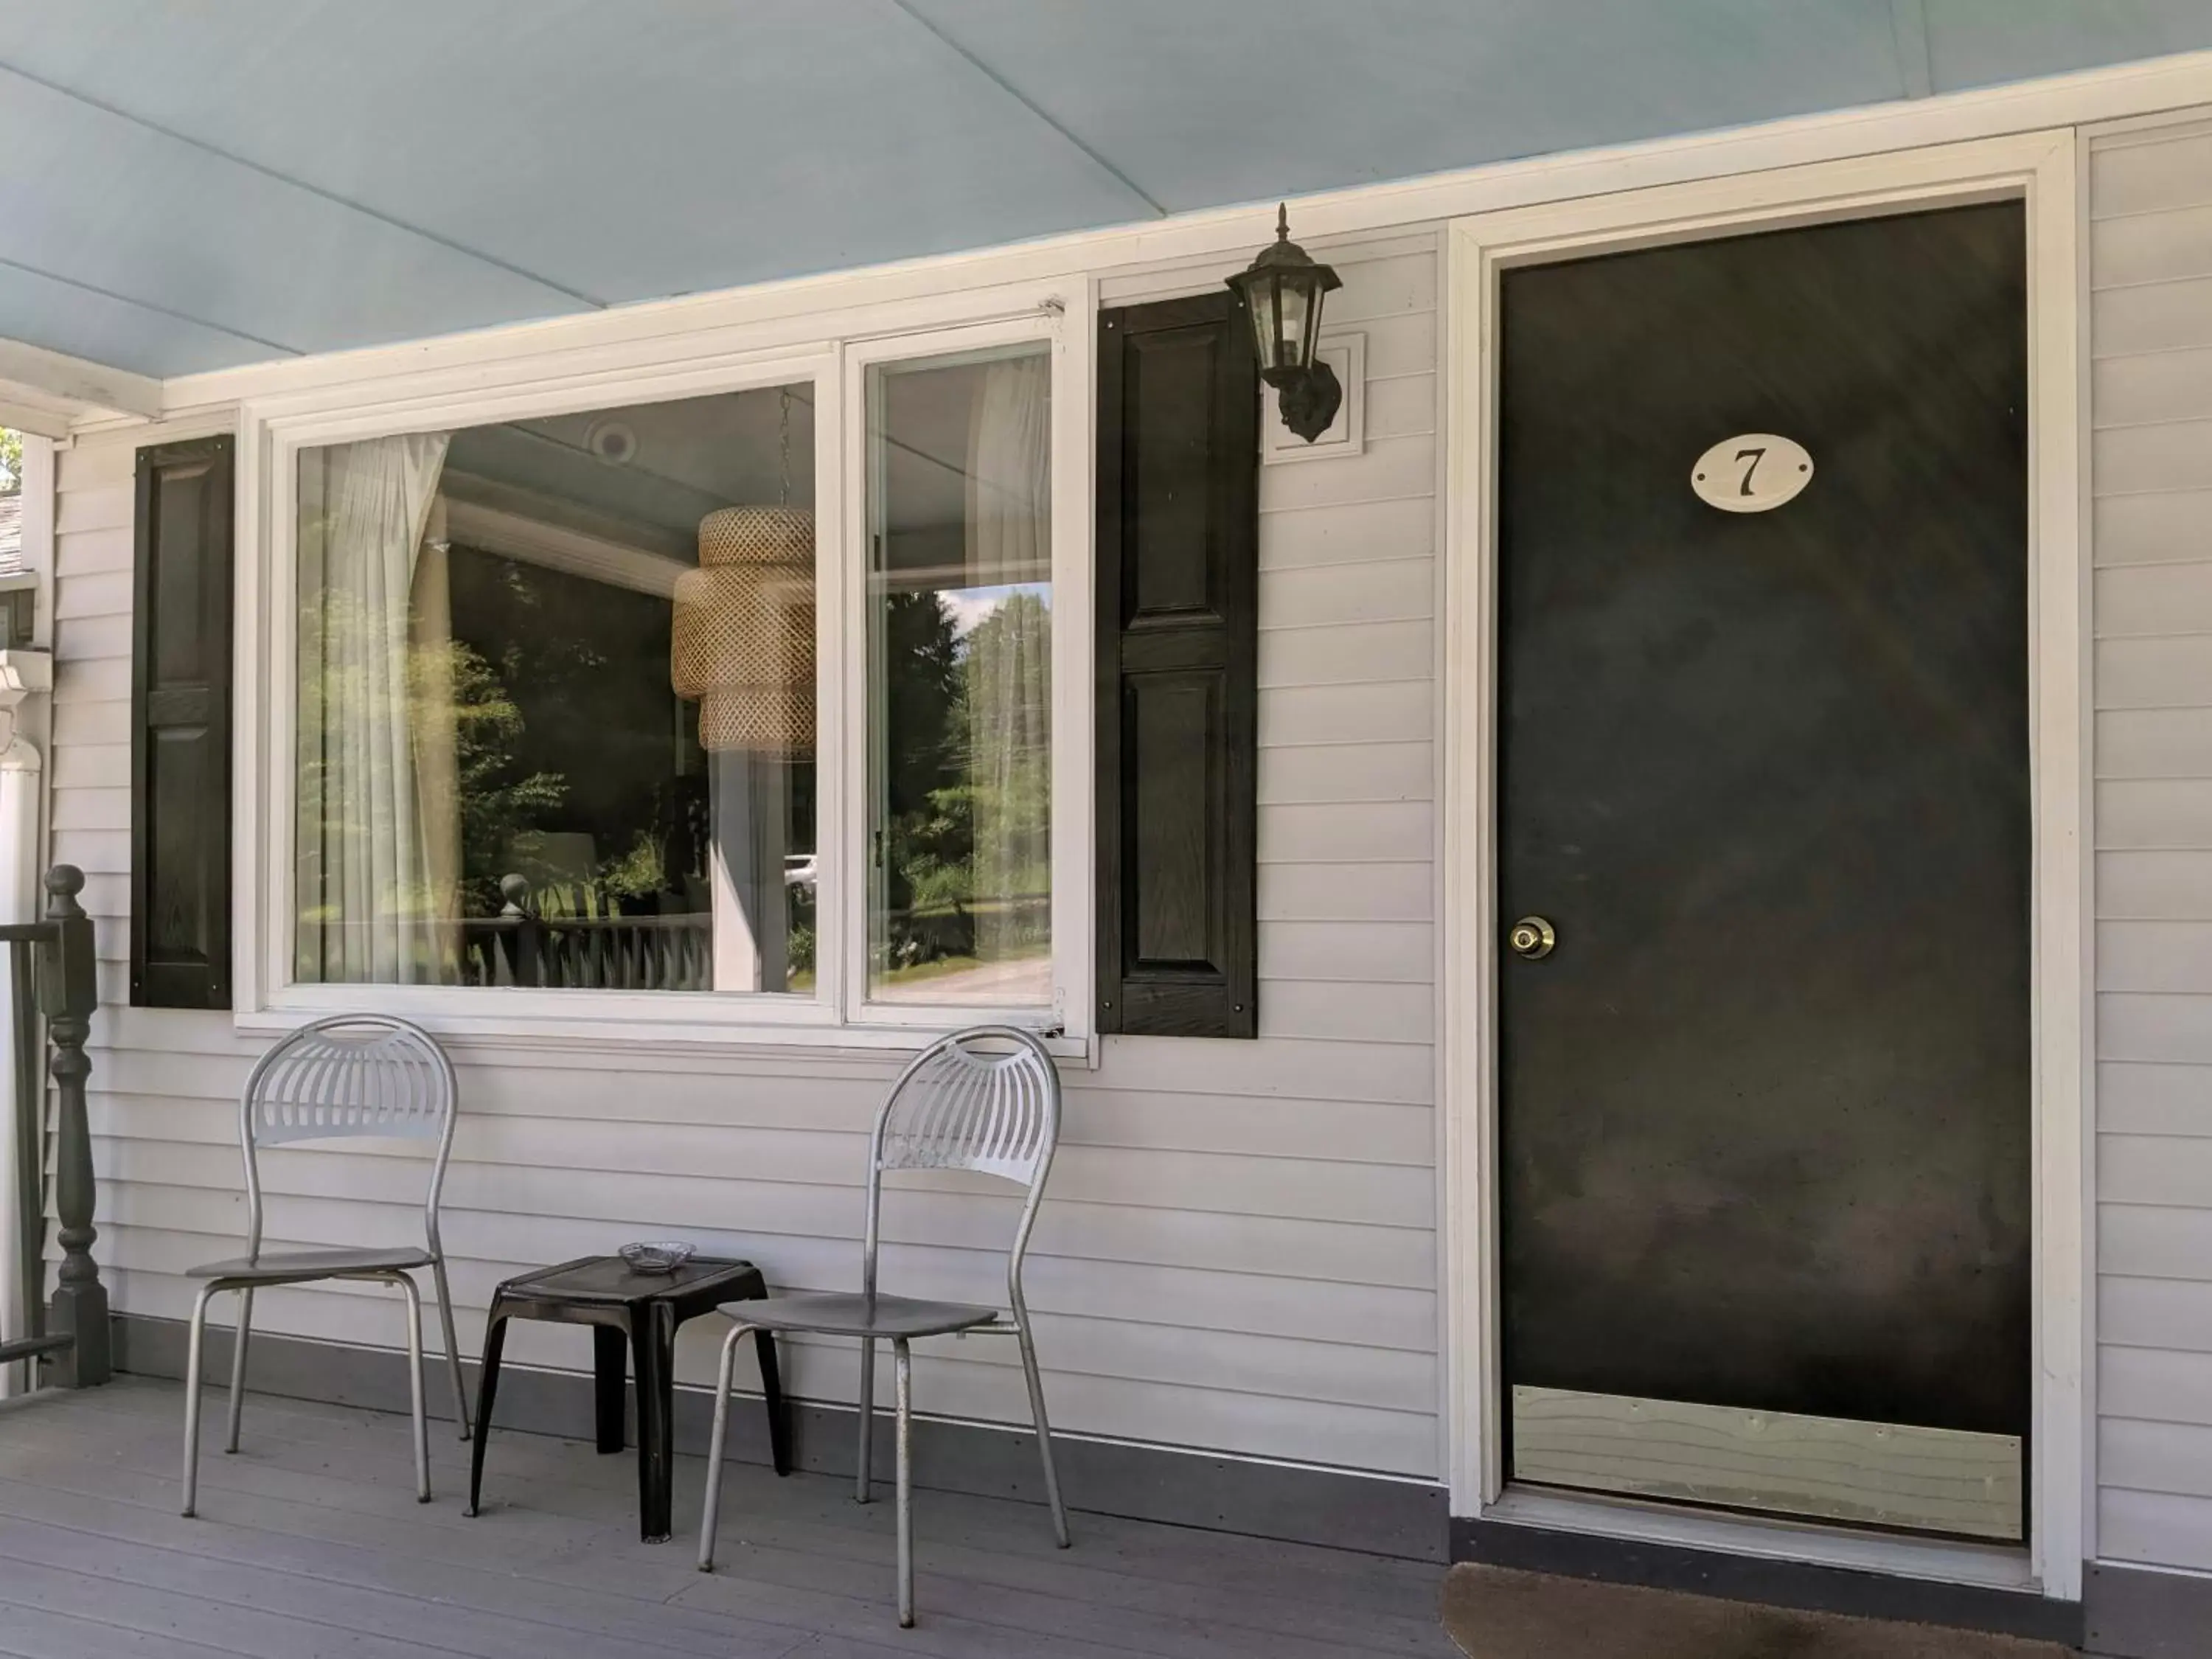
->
1691;433;1813;514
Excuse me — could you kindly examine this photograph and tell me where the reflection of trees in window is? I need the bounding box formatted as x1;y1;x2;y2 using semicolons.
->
880;588;1051;971
433;633;566;919
956;588;1051;961
442;550;706;921
880;591;962;961
296;584;492;938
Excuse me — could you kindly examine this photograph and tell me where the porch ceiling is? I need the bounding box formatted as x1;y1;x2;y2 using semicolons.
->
1;2;2208;382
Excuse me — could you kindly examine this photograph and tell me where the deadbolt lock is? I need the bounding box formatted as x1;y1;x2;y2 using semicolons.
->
1508;916;1556;960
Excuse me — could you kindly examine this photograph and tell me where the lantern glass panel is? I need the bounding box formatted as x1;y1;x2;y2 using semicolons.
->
866;342;1055;1009
1282;277;1323;372
291;383;819;995
1242;272;1284;372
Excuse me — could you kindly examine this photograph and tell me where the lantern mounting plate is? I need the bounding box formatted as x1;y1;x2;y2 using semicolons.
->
1267;358;1342;443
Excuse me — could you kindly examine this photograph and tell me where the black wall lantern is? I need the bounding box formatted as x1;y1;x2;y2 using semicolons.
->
1228;204;1343;442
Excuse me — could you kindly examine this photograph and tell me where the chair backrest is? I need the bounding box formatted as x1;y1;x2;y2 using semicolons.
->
863;1026;1061;1310
237;1015;459;1259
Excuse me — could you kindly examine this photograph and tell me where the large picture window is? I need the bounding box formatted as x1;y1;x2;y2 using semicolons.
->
293;385;817;994
273;323;1079;1037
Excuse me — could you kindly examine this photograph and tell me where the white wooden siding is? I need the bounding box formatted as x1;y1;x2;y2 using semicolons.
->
2091;117;2212;1574
46;240;1444;1481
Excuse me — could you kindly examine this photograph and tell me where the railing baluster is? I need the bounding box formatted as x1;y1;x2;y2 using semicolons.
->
7;936;38;1388
499;875;541;988
307;897;714;995
36;866;105;1387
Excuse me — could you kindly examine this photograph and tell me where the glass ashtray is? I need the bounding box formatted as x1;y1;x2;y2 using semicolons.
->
619;1241;696;1276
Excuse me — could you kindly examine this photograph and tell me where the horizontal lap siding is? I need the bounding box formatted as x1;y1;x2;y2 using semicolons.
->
2091;120;2212;1572
49;240;1444;1483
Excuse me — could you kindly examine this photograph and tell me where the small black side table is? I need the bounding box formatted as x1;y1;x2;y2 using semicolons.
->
466;1253;789;1542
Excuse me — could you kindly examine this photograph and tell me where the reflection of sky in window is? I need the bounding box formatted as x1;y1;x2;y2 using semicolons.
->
939;582;1050;639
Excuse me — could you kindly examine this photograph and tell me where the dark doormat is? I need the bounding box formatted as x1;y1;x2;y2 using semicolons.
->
1441;1565;2078;1659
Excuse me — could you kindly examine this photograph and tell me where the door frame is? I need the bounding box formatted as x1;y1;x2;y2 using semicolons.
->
1439;129;2089;1599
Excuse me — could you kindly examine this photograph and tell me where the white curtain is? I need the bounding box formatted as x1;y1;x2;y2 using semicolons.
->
964;352;1051;585
296;432;457;984
963;355;1052;991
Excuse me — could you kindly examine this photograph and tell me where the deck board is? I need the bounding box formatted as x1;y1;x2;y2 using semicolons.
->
0;1378;1455;1658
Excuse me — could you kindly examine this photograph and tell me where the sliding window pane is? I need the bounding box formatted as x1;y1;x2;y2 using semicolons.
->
293;385;817;992
866;344;1053;1006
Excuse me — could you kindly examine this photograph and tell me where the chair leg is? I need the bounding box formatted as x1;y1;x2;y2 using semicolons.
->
181;1280;223;1517
855;1335;876;1503
223;1287;254;1454
1014;1320;1071;1548
390;1271;431;1503
697;1321;751;1573
894;1338;914;1628
430;1256;470;1441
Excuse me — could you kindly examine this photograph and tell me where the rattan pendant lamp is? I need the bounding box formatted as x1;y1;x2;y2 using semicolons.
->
672;389;815;756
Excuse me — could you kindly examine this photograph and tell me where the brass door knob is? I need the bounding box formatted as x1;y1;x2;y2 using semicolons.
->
1508;917;1556;960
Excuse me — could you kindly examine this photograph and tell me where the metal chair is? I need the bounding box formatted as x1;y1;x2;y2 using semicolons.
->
698;1024;1070;1624
179;1014;470;1517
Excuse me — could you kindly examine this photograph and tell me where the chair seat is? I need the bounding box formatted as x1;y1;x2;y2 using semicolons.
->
717;1291;1002;1339
187;1246;434;1286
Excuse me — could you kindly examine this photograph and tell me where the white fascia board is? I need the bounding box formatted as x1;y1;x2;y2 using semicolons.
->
0;397;75;441
0;338;162;435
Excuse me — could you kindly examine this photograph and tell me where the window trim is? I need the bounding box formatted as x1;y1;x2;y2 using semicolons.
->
232;288;1095;1053
840;318;1094;1036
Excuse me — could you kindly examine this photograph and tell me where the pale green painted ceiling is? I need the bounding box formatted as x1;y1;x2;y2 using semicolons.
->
0;1;2206;378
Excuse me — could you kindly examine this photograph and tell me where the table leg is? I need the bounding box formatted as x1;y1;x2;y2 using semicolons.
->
465;1311;509;1517
593;1324;627;1454
754;1328;791;1478
633;1305;675;1543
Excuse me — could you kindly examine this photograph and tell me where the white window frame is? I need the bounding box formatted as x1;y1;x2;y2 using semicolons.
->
841;317;1093;1035
230;285;1093;1054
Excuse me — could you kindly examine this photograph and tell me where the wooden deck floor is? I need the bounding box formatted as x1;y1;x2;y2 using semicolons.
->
0;1377;1459;1658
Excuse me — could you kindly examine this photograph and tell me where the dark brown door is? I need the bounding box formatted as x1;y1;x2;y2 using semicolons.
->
1496;204;2031;1533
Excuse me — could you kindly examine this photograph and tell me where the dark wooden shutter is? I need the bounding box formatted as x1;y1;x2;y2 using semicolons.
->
1096;293;1259;1037
132;437;234;1009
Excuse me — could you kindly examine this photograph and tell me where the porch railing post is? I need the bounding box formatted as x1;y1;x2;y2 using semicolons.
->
38;864;105;1387
501;874;540;987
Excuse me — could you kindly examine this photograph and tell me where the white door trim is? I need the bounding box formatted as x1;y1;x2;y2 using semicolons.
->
1439;128;2089;1600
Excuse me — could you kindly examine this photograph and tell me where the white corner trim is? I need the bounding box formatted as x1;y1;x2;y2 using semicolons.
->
2029;128;2093;1610
1439;128;2087;1601
2067;114;2101;1574
112;48;2212;426
16;437;56;648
